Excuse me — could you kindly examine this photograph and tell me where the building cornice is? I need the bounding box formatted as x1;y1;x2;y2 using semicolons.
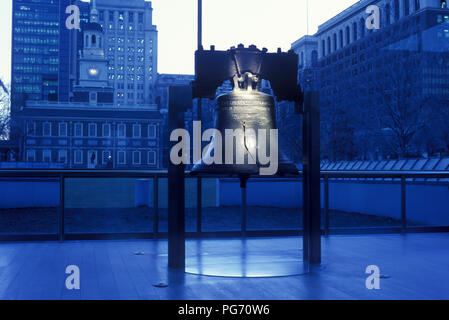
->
317;0;379;35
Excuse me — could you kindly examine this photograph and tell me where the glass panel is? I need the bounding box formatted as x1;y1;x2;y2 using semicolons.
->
150;177;200;233
406;182;449;227
247;178;302;231
185;177;197;233
327;179;402;229
203;178;241;232
158;177;168;233
0;178;59;235
64;178;155;234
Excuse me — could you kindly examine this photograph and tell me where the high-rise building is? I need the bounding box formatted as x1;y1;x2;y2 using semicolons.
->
292;0;449;160
11;0;88;107
95;0;158;107
12;0;158;109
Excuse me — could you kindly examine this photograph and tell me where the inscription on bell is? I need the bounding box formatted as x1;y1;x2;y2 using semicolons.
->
223;99;272;107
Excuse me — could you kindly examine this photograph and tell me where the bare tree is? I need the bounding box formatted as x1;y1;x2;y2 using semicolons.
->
0;78;10;140
0;79;31;161
373;52;430;158
276;101;302;163
320;68;360;161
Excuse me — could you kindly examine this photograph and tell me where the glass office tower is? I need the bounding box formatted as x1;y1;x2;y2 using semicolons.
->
11;0;89;108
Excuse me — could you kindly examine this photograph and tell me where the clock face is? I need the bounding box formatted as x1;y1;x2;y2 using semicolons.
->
88;66;99;78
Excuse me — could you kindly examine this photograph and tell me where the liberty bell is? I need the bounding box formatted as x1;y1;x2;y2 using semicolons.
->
191;44;304;178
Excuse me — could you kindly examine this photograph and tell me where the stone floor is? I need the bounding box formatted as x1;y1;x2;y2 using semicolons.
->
0;233;448;300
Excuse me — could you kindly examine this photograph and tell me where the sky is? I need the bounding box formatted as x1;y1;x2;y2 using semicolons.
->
0;0;360;83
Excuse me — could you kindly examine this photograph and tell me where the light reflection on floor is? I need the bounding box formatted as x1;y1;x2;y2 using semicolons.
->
185;238;308;277
1;234;448;299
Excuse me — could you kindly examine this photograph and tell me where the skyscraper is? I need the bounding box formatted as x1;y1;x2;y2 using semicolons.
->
95;0;158;107
11;0;81;107
292;0;449;160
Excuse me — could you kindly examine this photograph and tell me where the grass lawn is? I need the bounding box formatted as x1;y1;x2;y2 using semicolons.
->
0;206;409;235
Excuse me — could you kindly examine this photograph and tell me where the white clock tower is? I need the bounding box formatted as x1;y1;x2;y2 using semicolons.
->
74;0;113;106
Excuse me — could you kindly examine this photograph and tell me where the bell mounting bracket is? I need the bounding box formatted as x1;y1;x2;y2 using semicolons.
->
192;44;304;109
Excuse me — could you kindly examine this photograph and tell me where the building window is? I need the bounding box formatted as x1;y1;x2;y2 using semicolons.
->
360;18;365;37
118;151;126;164
311;50;318;67
148;124;156;139
43;122;51;137
147;151;156;165
333;33;337;51
103;151;112;165
327;37;331;54
43;150;51;162
321;40;325;56
133;151;141;165
74;150;83;164
339;29;343;48
353;22;358;41
345;26;350;45
75;123;83;137
394;0;400;21
88;123;97;137
88;151;97;167
386;4;391;25
59;122;67;137
138;13;143;23
133;124;141;138
118;124;126;138
26;121;35;136
58;150;67;164
27;150;35;162
102;123;111;137
109;11;114;22
415;0;420;10
404;0;410;15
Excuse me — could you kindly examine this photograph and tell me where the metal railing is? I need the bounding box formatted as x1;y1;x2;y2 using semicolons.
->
25;100;159;110
0;169;448;241
321;171;449;235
